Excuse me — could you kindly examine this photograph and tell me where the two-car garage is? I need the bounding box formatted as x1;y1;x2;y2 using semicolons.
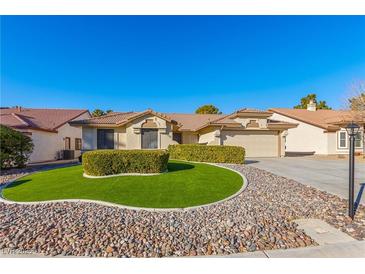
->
221;130;281;157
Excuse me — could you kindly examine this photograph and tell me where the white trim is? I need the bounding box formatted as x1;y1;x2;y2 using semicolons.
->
336;130;363;151
337;130;348;149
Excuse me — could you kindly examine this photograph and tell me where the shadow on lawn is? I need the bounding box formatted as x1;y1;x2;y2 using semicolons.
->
4;179;32;189
167;162;195;173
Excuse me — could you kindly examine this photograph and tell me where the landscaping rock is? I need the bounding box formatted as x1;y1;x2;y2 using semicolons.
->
0;165;364;257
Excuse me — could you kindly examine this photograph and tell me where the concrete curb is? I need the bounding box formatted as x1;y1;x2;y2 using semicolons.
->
0;162;248;212
83;170;168;178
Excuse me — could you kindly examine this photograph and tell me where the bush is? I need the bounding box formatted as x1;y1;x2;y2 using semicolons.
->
0;125;34;169
82;149;170;176
168;144;245;164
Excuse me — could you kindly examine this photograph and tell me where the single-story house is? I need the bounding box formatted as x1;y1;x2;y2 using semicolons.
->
0;107;91;163
70;108;297;157
269;101;365;155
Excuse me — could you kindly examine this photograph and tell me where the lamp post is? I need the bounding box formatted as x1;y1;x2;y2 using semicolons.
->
345;122;360;219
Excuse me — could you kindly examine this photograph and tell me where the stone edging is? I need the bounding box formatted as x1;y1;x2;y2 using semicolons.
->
0;162;248;212
83;170;168;179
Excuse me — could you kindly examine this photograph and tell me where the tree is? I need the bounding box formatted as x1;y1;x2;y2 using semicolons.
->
91;109;113;117
294;93;332;110
347;82;365;157
348;82;365;112
195;104;222;114
0;125;34;169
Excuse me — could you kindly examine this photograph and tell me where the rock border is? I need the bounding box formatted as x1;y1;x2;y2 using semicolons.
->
83;170;168;178
0;162;248;212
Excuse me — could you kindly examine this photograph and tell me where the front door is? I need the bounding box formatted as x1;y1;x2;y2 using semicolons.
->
141;129;158;149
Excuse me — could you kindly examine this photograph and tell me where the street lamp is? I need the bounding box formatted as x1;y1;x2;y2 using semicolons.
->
345;122;360;219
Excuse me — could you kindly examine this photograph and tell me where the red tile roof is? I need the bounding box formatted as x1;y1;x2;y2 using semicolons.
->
0;107;89;132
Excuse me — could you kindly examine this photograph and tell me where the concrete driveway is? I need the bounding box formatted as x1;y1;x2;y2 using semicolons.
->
246;157;365;202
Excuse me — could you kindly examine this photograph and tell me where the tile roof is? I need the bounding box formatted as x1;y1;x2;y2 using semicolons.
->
71;110;176;126
165;113;228;131
0;107;89;132
71;111;138;125
269;108;365;130
72;108;297;131
235;108;273;115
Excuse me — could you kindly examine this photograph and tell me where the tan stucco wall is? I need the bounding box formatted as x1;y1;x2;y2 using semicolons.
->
29;130;60;162
221;130;279;157
270;113;329;154
115;127;127;149
327;132;338;155
82;114;177;150
79;113;287;157
125;114;176;149
198;127;221;145
29;112;90;163
233;117;268;129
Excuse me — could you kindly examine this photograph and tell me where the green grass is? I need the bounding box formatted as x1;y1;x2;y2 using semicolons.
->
3;160;243;208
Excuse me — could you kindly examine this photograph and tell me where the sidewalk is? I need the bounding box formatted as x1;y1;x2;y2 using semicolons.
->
223;241;365;258
209;219;365;258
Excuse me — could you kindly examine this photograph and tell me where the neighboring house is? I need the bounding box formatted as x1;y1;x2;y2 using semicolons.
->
70;108;297;157
270;101;365;155
0;107;91;163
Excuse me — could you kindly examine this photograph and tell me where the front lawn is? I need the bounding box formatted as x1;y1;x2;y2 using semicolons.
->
3;161;243;208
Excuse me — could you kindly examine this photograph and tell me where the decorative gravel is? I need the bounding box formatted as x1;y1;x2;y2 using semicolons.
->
0;162;78;185
0;169;31;185
0;164;364;257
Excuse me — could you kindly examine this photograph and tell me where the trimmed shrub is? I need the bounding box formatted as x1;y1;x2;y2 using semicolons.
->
168;144;245;164
0;125;34;169
82;149;169;176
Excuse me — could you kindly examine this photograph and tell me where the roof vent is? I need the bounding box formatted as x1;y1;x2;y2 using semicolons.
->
307;100;316;111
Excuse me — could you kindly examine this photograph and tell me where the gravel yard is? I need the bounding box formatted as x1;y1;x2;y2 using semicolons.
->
0;164;364;257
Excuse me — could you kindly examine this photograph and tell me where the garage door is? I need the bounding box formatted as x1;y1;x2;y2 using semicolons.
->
221;130;279;157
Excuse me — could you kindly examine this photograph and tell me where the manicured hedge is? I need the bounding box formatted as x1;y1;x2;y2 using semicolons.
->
82;149;169;176
168;144;245;164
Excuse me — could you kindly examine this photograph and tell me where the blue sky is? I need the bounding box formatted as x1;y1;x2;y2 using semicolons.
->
1;16;365;113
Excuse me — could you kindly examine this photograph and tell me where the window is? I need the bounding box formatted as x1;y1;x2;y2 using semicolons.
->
173;132;182;144
97;129;114;149
338;132;347;148
355;132;363;148
75;138;82;150
64;137;71;150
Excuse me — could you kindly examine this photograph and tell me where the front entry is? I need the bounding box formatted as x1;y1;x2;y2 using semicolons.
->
141;129;158;149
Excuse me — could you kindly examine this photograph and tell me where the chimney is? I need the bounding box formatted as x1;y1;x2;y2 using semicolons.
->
307;100;316;111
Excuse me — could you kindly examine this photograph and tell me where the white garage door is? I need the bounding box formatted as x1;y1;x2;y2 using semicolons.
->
221;130;279;157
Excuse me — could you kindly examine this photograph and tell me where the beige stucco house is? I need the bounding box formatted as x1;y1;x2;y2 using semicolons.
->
70;108;297;157
0;107;91;163
270;102;365;155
